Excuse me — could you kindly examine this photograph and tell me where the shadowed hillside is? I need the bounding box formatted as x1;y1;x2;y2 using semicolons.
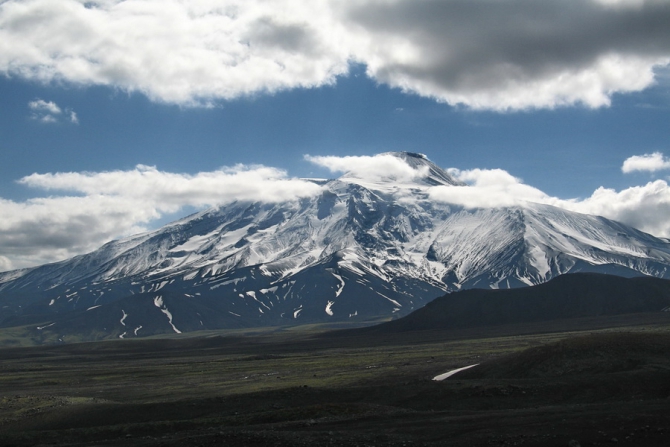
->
457;331;670;379
362;273;670;333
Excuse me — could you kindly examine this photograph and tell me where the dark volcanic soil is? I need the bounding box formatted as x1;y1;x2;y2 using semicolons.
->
1;315;670;446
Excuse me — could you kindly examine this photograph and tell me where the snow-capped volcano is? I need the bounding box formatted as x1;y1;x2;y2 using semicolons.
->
2;152;670;341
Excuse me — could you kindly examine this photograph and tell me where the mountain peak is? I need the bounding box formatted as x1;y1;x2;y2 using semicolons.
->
385;151;428;160
384;151;464;186
3;160;670;341
336;151;465;187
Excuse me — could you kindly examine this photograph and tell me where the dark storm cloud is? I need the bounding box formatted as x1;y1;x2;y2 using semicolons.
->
346;0;670;108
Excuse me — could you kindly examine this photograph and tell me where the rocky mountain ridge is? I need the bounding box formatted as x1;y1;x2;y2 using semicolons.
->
2;152;670;341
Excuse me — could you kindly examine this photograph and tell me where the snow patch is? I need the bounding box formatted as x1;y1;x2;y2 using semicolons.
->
87;305;101;311
332;272;345;297
325;301;335;316
153;295;182;334
246;290;271;311
210;276;247;290
120;309;128;326
183;271;198;281
375;291;402;307
433;364;480;381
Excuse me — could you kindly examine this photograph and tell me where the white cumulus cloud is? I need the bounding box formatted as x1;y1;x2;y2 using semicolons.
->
560;181;670;237
621;152;670;173
430;168;550;208
304;153;428;183
19;164;322;206
0;164;322;271
437;166;670;239
28;98;78;123
2;0;670;110
1;0;351;106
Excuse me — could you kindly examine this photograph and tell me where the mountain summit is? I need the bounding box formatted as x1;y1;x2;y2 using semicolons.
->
322;151;465;187
2;153;670;341
377;152;465;186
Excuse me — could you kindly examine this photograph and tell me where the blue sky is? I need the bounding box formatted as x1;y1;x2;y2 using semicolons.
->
2;0;670;271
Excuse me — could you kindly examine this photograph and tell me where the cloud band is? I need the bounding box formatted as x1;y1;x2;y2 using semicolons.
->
1;0;669;110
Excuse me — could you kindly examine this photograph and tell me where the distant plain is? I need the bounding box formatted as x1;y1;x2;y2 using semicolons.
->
1;312;670;446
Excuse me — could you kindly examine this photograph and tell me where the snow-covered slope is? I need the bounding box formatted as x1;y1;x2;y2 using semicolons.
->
2;152;670;341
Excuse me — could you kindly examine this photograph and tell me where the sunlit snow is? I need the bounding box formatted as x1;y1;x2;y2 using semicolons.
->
153;295;181;334
433;364;480;381
5;152;670;332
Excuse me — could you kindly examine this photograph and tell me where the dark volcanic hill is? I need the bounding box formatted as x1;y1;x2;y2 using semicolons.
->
364;273;670;333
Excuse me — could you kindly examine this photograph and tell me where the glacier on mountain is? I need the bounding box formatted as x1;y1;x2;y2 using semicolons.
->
1;152;670;339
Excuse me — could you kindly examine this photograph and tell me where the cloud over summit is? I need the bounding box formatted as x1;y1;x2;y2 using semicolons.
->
304;154;429;183
2;0;669;110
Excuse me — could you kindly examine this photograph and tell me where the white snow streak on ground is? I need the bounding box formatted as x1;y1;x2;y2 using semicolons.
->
325;300;334;316
247;291;271;311
210;276;247;290
153;295;182;334
375;291;402;307
134;326;142;335
120;309;128;326
293;305;303;318
332;272;345;297
36;322;55;330
433;364;480;381
87;305;101;311
119;332;126;339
